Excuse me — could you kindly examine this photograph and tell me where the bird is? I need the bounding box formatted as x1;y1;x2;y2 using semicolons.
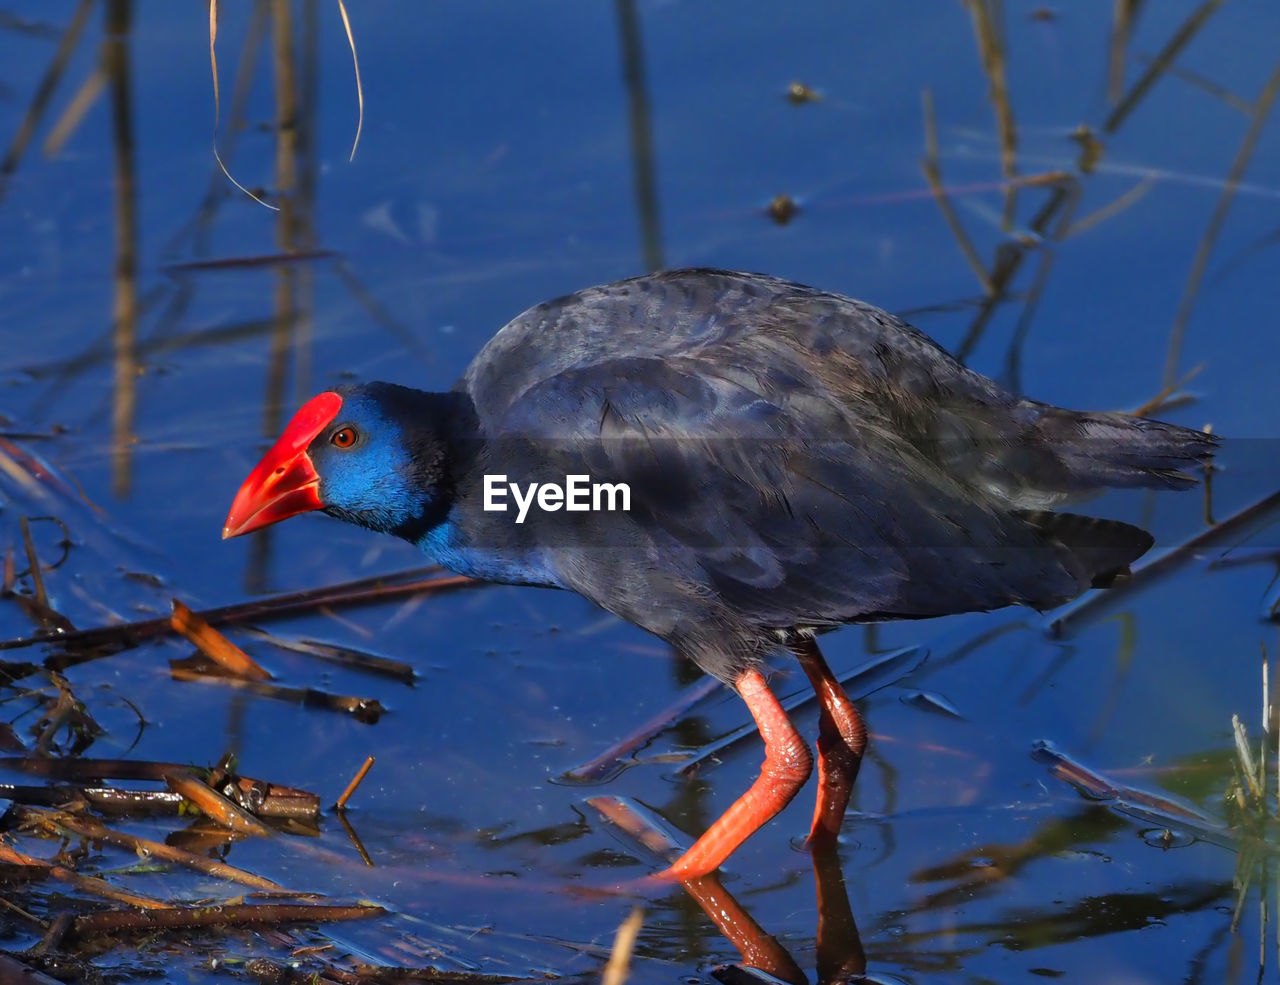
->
223;268;1218;881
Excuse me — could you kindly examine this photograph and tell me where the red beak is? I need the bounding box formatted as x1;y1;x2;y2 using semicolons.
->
222;391;344;539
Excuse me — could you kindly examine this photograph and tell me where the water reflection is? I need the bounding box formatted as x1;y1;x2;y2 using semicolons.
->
683;838;864;985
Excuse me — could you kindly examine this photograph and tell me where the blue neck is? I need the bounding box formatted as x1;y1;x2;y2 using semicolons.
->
417;517;559;587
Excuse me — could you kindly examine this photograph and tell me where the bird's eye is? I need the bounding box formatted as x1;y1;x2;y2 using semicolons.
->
331;426;358;449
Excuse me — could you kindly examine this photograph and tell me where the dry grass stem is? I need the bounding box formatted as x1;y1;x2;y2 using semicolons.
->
337;0;363;161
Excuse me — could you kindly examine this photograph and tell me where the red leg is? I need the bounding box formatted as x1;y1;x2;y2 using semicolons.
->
654;668;812;881
793;636;867;847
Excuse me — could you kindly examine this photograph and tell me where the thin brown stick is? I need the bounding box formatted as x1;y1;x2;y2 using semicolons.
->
106;0;139;499
334;756;374;810
0;755;306;790
0;895;46;929
251;633;415;682
69;901;384;939
335;810;374;867
954;179;1077;364
164;250;335;273
1140;55;1253;115
171;599;272;681
616;0;664;272
1036;743;1221;825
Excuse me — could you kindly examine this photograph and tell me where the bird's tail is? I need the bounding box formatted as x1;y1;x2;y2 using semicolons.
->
1023;402;1219;492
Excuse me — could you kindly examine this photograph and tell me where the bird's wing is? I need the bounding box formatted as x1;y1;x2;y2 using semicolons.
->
480;352;1096;633
463;269;1215;509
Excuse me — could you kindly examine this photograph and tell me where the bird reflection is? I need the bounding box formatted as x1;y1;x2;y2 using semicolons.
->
679;832;868;985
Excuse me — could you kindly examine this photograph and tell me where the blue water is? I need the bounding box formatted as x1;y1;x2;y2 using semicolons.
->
1;2;1278;982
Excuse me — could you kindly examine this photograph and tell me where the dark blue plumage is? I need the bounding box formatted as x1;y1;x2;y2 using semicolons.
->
225;268;1219;880
302;270;1212;680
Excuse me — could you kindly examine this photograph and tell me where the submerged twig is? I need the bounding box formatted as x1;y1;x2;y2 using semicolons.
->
588;796;684;863
168;656;386;723
1048;488;1280;637
963;0;1018;227
565;675;722;782
1107;0;1142;105
16;805;283;890
1034;741;1230;839
250;632;415;683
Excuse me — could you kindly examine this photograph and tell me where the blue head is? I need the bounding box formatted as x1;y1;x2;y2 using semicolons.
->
223;382;460;543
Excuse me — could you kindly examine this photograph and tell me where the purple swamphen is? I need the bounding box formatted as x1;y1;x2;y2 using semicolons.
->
224;269;1217;880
